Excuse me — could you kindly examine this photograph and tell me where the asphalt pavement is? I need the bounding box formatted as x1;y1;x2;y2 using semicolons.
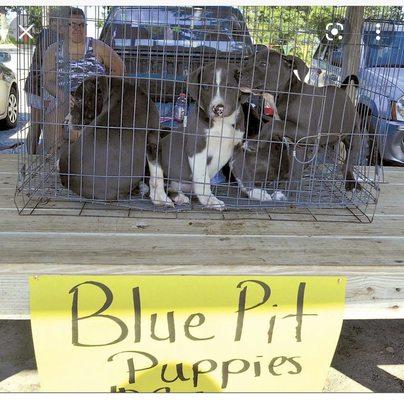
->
0;44;30;154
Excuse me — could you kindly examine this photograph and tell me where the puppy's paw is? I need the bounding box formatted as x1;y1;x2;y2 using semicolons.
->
272;190;287;201
139;182;149;196
200;195;226;211
171;192;190;205
345;180;362;192
248;188;273;202
150;190;174;207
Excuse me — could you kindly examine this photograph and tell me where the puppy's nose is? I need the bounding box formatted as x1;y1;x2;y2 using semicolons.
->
213;104;224;116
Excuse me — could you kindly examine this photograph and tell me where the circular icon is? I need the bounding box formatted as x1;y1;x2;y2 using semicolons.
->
326;22;344;41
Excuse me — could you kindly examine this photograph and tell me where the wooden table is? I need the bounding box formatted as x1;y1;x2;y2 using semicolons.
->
0;154;403;319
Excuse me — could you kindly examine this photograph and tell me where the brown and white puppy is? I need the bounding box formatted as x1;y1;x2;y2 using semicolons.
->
239;49;363;193
59;76;170;204
161;61;245;210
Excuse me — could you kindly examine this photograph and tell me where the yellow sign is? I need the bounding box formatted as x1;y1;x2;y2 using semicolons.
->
30;275;345;392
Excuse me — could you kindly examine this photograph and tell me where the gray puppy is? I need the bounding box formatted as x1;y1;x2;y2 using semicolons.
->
239;49;363;192
160;61;245;210
230;103;290;201
59;76;169;203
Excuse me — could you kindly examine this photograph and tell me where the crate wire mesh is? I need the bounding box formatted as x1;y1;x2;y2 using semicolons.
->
13;6;401;222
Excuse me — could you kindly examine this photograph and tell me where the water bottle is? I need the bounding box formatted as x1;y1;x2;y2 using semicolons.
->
174;92;187;122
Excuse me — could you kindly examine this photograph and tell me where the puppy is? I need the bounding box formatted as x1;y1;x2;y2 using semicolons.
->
239;49;363;192
59;76;170;204
230;102;290;201
160;61;245;210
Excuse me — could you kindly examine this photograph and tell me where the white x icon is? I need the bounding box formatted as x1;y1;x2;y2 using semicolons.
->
18;24;34;40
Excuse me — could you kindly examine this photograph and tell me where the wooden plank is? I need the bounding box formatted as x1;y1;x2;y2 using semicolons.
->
0;233;403;267
374;185;404;216
0;154;23;171
1;155;403;320
2;262;403;275
0;193;16;209
0;199;404;237
1;209;404;236
0;173;17;188
1;273;402;320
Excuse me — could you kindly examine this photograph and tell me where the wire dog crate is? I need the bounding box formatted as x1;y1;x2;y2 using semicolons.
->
13;6;403;222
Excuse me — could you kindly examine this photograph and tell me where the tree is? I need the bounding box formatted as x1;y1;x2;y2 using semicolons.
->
5;6;44;34
364;6;403;20
0;6;8;43
240;6;403;64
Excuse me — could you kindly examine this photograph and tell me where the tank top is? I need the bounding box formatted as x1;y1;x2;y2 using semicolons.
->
56;37;106;93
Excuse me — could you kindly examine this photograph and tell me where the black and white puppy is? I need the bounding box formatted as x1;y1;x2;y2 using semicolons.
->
161;61;245;210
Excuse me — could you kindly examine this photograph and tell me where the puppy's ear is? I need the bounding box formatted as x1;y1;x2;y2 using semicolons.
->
91;76;108;114
283;55;309;82
84;76;98;92
187;66;203;102
72;81;84;103
96;85;104;113
94;75;108;101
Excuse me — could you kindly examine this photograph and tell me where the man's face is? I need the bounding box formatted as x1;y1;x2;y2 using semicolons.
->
68;15;86;44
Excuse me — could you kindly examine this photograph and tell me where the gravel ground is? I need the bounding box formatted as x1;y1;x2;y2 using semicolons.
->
0;319;403;392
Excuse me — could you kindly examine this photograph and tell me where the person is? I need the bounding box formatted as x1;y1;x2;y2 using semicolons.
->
41;7;125;156
24;8;59;154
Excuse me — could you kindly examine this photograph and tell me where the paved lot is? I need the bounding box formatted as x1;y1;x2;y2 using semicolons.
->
0;45;30;154
0;112;29;153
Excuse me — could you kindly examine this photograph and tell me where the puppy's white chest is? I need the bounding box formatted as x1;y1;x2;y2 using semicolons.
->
205;112;244;178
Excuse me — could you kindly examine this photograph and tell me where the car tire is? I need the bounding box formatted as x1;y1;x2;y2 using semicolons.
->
3;86;18;129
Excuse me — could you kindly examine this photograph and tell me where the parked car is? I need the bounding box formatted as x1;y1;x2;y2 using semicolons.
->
310;19;404;164
0;51;18;129
99;6;253;114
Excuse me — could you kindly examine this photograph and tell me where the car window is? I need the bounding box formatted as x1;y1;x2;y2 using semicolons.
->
313;36;328;60
323;43;343;67
0;51;10;63
365;32;404;68
112;7;250;43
